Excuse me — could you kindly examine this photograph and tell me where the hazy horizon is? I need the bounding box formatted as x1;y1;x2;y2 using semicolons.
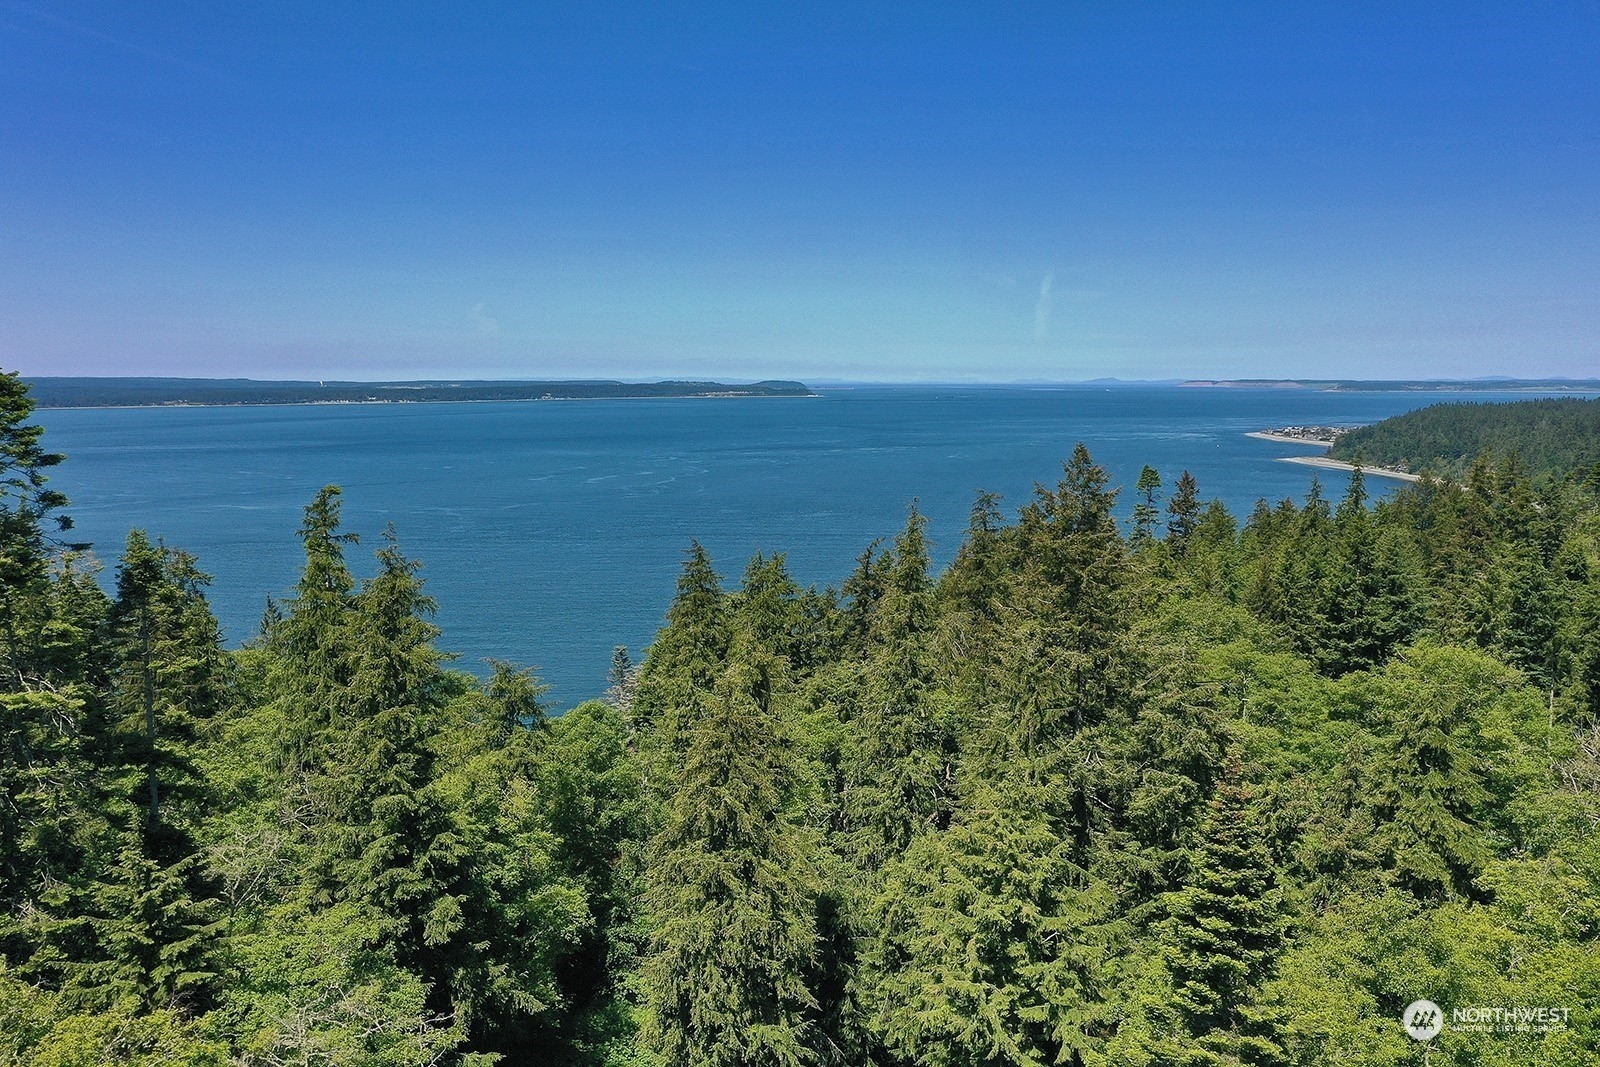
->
21;372;1600;388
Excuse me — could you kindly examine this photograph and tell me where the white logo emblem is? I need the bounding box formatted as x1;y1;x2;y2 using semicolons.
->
1403;1000;1444;1041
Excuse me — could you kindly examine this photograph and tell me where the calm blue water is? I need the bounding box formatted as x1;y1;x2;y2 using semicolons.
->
36;385;1584;704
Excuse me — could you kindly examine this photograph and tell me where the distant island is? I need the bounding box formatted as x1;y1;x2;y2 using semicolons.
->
25;376;816;408
1187;377;1600;392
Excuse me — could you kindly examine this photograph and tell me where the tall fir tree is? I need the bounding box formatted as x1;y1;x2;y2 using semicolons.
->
1131;465;1163;546
861;769;1113;1067
0;374;111;984
1367;646;1493;901
1308;469;1417;676
640;637;820;1067
102;531;229;861
843;506;958;867
1166;470;1201;553
632;541;729;746
1148;757;1288;1067
262;485;359;781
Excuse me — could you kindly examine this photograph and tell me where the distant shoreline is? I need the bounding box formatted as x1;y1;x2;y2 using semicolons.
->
25;377;819;409
1246;429;1422;482
1244;430;1334;448
36;393;820;412
1188;378;1600;393
1277;454;1422;483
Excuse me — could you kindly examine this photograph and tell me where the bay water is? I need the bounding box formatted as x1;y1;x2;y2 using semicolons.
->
37;385;1577;705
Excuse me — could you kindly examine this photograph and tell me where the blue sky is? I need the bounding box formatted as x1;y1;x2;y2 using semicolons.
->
3;2;1597;382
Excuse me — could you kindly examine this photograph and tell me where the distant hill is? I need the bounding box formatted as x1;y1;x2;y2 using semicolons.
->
1327;396;1600;481
26;377;815;407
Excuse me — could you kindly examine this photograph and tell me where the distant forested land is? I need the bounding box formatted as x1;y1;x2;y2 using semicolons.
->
26;376;815;407
4;368;1599;1066
1328;396;1600;481
1191;377;1600;392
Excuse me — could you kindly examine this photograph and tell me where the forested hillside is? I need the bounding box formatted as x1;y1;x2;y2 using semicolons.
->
1327;396;1600;481
3;369;1598;1066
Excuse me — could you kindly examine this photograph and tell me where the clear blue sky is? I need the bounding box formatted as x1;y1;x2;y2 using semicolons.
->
3;2;1597;382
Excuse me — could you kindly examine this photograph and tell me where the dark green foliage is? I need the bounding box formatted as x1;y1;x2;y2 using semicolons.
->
102;531;229;860
3;371;1598;1067
640;640;819;1067
1153;758;1287;1066
632;540;728;745
0;371;75;594
1328;396;1600;481
1364;646;1495;902
531;699;650;1063
1167;470;1201;551
841;506;960;866
1009;444;1126;731
838;538;888;658
262;484;359;778
76;849;224;1014
862;770;1113;1067
1132;465;1163;545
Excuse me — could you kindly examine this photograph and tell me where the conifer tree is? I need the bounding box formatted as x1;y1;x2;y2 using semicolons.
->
606;645;639;713
262;485;359;780
103;531;228;861
735;552;803;661
838;539;888;658
0;370;83;679
843;506;957;866
942;491;1005;619
1150;757;1287;1066
632;541;729;744
308;533;475;995
1131;465;1163;545
973;446;1129;870
938;491;1007;698
1368;646;1492;901
530;698;650;1061
76;847;223;1015
1166;470;1201;552
862;770;1112;1067
1309;472;1416;676
1101;638;1230;910
1003;444;1126;743
260;500;581;1053
1496;549;1558;684
640;638;819;1067
1175;500;1241;600
0;375;110;977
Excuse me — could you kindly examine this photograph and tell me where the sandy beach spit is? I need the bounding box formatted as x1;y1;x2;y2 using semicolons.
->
1277;454;1421;482
1244;430;1335;448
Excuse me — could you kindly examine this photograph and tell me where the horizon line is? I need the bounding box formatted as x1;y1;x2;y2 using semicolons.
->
19;373;1600;388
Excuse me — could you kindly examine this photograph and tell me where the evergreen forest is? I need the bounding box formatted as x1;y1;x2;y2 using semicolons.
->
3;370;1598;1067
1327;396;1600;482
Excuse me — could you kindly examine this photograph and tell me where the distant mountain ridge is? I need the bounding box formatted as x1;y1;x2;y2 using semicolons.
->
26;376;815;407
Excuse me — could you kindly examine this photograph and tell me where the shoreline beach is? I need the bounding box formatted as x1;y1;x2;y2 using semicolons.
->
1244;430;1335;448
1277;454;1421;482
